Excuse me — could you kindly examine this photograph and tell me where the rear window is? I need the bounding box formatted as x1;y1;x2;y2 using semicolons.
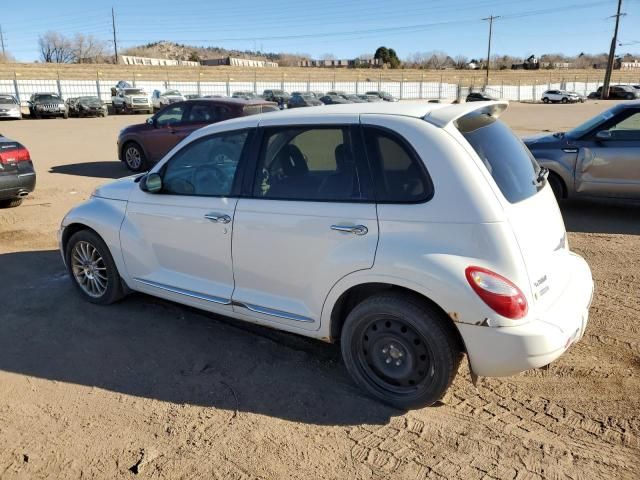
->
457;115;541;203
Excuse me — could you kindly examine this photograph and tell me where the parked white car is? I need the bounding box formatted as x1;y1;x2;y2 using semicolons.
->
151;89;185;111
59;101;593;409
542;90;584;103
111;86;152;114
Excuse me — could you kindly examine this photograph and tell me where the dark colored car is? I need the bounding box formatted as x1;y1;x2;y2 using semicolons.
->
358;94;382;102
466;91;497;102
0;135;35;208
66;96;108;117
366;90;399;102
287;93;323;108
588;85;639;100
28;93;68;119
232;91;258;100
262;89;290;107
524;101;640;200
342;94;366;103
319;95;353;105
118;98;278;172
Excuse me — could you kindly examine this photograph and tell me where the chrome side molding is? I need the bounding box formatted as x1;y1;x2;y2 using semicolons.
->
234;301;314;323
133;278;231;305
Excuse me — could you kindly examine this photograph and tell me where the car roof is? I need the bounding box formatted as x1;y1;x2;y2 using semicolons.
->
186;97;275;106
191;100;509;139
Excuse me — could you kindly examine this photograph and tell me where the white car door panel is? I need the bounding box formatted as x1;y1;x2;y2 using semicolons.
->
230;119;378;330
120;129;250;312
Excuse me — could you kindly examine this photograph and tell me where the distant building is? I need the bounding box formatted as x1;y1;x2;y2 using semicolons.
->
297;57;383;68
119;55;199;67
511;55;539;70
621;60;640;70
201;57;278;68
540;61;573;69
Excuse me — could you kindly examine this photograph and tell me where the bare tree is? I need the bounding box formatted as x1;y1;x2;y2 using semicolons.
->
453;55;468;69
320;53;336;60
38;31;73;63
71;33;107;63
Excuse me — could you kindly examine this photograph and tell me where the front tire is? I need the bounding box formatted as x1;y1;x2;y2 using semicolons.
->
561;97;568;104
548;171;565;200
122;142;147;172
341;293;461;409
65;230;125;305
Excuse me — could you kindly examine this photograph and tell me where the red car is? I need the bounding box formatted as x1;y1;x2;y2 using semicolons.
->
117;98;278;172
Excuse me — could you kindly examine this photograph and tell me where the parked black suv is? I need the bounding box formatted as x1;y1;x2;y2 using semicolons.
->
0;135;35;208
28;93;68;119
262;89;290;107
588;85;639;100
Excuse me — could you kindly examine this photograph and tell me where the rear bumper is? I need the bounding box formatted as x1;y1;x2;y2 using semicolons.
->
0;172;36;200
458;253;593;377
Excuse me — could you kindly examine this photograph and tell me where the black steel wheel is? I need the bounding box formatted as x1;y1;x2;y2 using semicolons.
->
341;293;461;409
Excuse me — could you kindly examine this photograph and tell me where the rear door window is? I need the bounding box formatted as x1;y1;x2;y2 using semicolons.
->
457;115;541;203
362;127;432;202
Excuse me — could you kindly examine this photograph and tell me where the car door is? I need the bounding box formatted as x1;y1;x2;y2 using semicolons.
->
119;128;253;313
144;103;190;162
231;115;378;331
575;109;640;198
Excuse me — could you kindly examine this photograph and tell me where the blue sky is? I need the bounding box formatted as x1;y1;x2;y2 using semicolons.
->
4;0;640;62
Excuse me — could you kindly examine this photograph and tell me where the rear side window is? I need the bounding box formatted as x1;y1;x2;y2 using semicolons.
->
458;115;541;203
362;127;432;202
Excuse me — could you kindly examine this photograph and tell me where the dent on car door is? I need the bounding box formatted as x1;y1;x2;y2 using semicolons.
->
231;122;379;330
576;110;640;198
119;129;252;312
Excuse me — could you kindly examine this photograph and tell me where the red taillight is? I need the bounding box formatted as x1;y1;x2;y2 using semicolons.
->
0;147;30;164
465;266;528;320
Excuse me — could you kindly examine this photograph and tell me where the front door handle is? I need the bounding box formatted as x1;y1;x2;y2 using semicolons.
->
204;213;231;224
331;225;368;236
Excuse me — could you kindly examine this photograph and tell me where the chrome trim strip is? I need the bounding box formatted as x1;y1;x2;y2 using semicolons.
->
133;278;231;305
235;302;314;323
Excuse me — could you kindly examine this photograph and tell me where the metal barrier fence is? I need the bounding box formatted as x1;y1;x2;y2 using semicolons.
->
2;76;637;106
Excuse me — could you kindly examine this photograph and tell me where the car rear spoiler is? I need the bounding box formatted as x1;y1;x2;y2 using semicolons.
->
424;100;509;128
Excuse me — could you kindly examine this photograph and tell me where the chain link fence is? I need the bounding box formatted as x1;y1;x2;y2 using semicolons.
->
2;72;639;107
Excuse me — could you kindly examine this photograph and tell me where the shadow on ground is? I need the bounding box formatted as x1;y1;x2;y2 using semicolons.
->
561;198;640;236
0;250;396;426
49;161;130;179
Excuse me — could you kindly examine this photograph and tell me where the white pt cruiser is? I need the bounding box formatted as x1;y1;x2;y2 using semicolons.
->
60;101;593;409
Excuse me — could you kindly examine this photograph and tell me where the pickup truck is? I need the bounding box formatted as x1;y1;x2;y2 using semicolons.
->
111;86;152;114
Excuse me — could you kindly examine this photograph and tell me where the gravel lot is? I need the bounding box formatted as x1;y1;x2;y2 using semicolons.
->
0;101;638;479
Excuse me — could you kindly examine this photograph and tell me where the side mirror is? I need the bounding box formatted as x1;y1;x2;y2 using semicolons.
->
595;130;612;141
146;117;155;126
141;173;162;193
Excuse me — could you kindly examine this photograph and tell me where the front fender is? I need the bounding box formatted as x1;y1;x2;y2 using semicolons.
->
535;158;575;196
60;197;128;281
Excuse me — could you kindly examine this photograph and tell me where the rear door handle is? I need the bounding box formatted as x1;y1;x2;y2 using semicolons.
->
331;225;368;235
204;213;231;224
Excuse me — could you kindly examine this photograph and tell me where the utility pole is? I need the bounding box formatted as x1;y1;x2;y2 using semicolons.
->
0;25;6;57
111;7;119;64
602;0;624;99
482;15;500;88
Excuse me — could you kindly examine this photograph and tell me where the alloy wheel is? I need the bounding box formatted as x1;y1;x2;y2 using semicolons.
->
70;241;108;298
125;146;142;170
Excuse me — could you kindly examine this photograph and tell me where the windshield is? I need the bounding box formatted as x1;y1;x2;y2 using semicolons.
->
35;94;61;101
0;95;17;104
124;89;144;95
78;96;100;102
566;106;618;138
458;114;542;203
300;94;314;100
271;90;285;95
162;90;180;96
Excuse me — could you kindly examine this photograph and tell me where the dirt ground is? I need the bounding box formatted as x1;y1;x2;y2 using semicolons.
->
0;101;638;480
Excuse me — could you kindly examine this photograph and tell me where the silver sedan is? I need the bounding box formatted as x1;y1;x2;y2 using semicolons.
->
0;95;22;120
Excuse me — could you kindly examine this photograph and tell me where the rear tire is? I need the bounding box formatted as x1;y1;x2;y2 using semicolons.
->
341;293;461;409
0;198;23;208
542;97;549;103
122;142;147;172
65;229;125;305
548;171;565;200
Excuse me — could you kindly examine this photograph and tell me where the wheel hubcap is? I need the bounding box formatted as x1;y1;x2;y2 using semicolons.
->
359;318;434;392
125;147;141;169
71;241;108;298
